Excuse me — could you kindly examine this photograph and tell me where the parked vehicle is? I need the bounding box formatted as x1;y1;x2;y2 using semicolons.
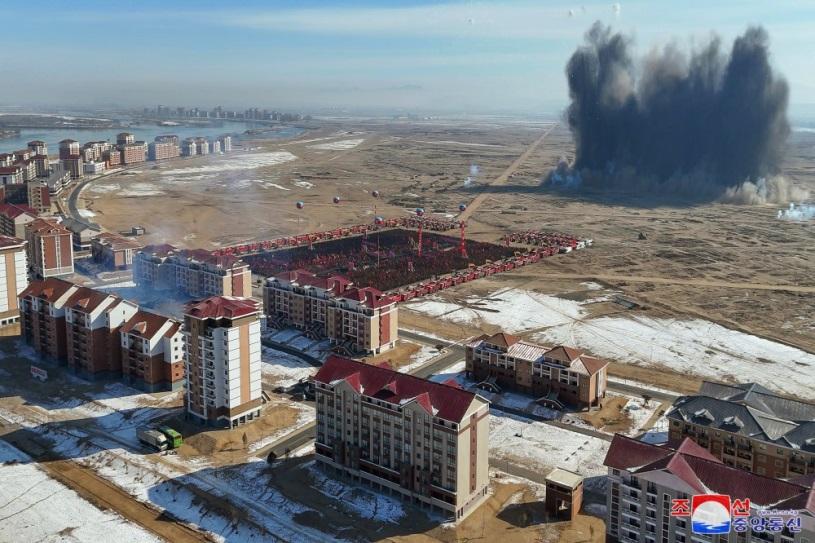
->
137;429;169;451
157;426;183;449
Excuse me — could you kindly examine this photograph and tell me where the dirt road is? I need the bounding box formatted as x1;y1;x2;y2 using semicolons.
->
40;459;209;543
532;272;815;294
458;124;557;222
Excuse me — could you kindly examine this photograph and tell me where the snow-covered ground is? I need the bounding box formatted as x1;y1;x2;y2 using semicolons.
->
404;287;596;333
397;342;444;373
159;151;297;178
490;414;609;477
308;138;364;151
261;345;317;388
307;462;405;523
621;397;662;436
0;441;162;543
535;315;815;399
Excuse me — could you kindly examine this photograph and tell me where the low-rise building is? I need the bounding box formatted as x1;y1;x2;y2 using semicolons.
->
44;163;71;195
465;332;608;409
0;235;27;327
0;203;37;238
264;269;398;355
64;286;138;379
183;296;262;427
25;218;74;278
314;355;491;520
121;311;184;392
91;232;142;270
83;161;106;175
667;381;815;479
133;245;252;298
19;277;78;361
62;218;101;251
604;434;815;542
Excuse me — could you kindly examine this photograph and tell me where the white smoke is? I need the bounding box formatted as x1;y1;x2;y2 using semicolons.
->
464;163;480;187
719;176;809;205
548;157;583;188
777;202;815;221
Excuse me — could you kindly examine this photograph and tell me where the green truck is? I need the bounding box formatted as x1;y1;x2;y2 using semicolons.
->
138;425;183;451
158;426;183;449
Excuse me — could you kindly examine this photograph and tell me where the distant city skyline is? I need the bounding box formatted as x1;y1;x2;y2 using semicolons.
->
2;0;814;118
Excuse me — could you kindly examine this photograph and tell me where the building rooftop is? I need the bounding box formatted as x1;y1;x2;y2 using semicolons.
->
667;381;815;450
604;434;815;511
65;286;117;314
0;203;37;220
19;277;76;302
468;333;609;375
314;355;484;423
122;310;178;339
339;286;394;309
93;232;142;251
184;296;260;320
26;218;71;236
545;468;583;489
0;235;26;249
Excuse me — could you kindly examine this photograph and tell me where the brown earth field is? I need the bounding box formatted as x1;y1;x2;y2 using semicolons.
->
74;118;815;358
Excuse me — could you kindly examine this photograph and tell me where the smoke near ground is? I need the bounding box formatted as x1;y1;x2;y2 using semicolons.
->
554;22;800;203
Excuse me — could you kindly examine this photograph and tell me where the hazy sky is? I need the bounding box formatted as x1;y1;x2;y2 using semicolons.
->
2;0;813;116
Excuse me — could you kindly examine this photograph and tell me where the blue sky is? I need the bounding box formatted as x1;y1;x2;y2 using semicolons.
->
1;0;813;116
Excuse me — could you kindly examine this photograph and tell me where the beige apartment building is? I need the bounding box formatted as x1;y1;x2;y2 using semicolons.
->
133;245;252;298
121;311;185;392
25;217;74;278
91;232;142;270
184;296;262;428
0;203;37;239
604;434;815;543
314;355;490;521
0;235;27;327
264;269;398;355
465;332;608;409
667;381;815;479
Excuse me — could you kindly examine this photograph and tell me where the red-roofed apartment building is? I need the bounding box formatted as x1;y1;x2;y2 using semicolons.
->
133;245;252;298
0;235;28;327
183;296;262;427
25;218;74;278
19;278;79;361
603;434;815;542
91;232;142;270
64;286;138;378
465;332;608;410
313;355;490;521
264;270;398;355
121;311;184;392
0;203;37;239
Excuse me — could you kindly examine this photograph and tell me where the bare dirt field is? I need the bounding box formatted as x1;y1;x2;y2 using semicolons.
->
76;118;815;383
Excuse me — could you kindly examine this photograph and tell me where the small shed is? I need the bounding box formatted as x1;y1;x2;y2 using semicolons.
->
545;467;583;521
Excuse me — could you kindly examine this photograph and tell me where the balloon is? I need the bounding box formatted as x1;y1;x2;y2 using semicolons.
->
372;190;380;198
333;196;341;204
296;201;305;209
375;215;384;225
415;207;424;216
459;203;467;212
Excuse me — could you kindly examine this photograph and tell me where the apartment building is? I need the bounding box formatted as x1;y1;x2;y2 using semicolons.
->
181;138;197;156
465;332;608;409
62;218;101;251
314;355;490;520
195;137;209;155
116;132;135;146
183;296;262;427
104;148;121;167
44;163;71;195
91;232;142;269
264;269;398;355
63;155;84;179
121;310;184;392
0;165;24;185
19;277;78;361
64;287;138;379
147;140;180;161
26;182;50;214
120;142;147;164
218;135;232;152
0;203;37;238
0;236;27;327
58;139;80;159
33;154;49;177
27;140;47;156
210;140;221;154
83;161;105;175
133;245;252;298
667;381;815;479
604;434;815;543
25;218;74;278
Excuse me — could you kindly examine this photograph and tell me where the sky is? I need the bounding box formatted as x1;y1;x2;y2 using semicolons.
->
1;0;814;117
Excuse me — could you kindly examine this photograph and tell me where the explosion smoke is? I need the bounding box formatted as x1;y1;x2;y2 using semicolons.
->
560;23;795;203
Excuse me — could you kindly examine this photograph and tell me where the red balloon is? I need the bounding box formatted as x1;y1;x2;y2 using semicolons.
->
296;201;305;209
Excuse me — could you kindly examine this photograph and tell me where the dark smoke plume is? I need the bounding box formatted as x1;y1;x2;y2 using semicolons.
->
557;23;798;203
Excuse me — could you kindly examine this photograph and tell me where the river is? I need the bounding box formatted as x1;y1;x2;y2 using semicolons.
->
0;121;304;154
